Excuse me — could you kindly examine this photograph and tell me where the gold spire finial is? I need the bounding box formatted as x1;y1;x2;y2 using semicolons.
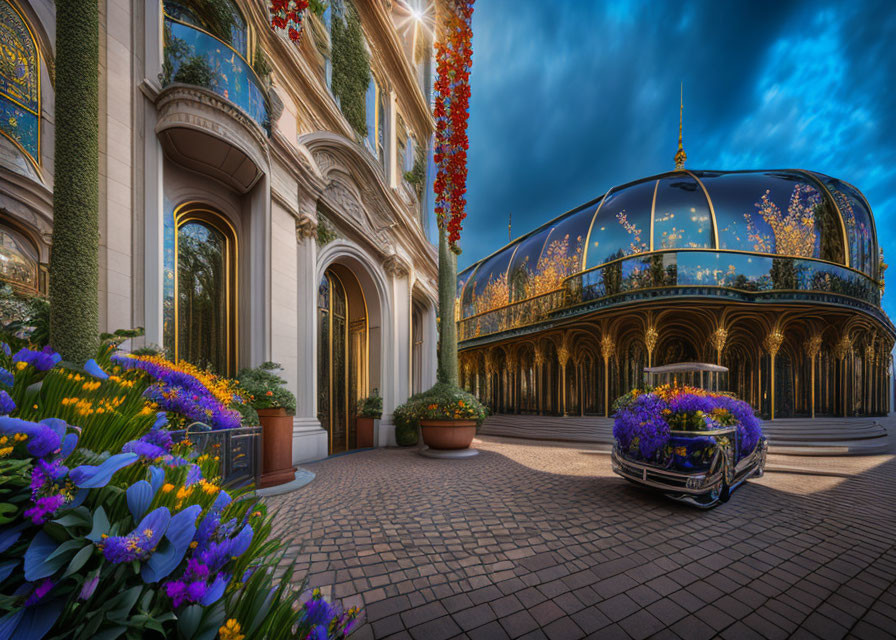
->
674;82;687;170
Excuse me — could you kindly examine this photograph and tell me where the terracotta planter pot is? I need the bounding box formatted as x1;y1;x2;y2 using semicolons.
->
420;419;477;450
357;416;378;448
257;408;295;488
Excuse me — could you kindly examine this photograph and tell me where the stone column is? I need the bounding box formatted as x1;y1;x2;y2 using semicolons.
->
292;211;327;463
834;335;852;417
534;345;545;415
557;334;571;417
506;350;518;414
383;253;412;446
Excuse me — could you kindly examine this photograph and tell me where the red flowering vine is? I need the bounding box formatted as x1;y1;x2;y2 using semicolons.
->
269;0;310;43
434;0;475;252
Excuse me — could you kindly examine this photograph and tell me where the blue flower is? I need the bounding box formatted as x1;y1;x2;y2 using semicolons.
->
70;452;139;488
13;346;61;372
100;507;171;563
0;367;13;388
83;359;109;380
0;390;14;415
1;342;10;356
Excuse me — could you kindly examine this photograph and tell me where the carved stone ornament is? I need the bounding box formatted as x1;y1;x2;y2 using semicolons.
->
711;326;728;355
806;334;823;359
763;330;784;357
600;334;616;361
834;335;852;361
295;213;318;241
644;326;658;355
383;253;411;278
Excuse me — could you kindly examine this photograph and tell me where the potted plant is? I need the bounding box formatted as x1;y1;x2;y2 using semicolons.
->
356;389;382;448
237;361;297;487
418;383;488;450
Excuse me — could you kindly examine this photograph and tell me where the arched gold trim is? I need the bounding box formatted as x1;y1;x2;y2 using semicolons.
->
791;168;850;270
649;180;658;252
582;188;614;269
682;170;719;249
172;202;239;376
1;0;41;171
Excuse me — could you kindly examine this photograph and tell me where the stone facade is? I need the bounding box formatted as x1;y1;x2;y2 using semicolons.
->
1;0;438;462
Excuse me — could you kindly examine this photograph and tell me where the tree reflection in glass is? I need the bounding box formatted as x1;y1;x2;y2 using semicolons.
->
177;221;228;374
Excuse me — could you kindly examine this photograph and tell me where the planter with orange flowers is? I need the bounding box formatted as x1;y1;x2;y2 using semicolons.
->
394;382;488;451
237;362;297;487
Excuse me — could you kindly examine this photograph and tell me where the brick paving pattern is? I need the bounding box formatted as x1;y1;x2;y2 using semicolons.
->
268;438;896;639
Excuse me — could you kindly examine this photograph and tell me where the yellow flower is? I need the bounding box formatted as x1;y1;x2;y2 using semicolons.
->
0;446;13;457
15;361;27;371
219;619;245;640
161;483;175;493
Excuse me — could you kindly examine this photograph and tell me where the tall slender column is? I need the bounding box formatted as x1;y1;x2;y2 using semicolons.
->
534;345;545;415
506;351;518;414
764;329;784;421
806;335;822;419
645;325;658;375
835;335;852;417
558;333;571;417
601;334;615;417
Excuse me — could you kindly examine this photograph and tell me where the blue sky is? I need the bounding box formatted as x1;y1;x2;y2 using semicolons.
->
453;0;896;319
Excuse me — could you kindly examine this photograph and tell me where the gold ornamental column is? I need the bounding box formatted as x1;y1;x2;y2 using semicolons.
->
484;350;495;410
806;335;822;419
558;334;571;416
834;335;852;417
865;343;875;415
601;334;616;417
506;350;518;414
534;344;545;415
763;329;784;421
644;326;658;370
712;326;728;390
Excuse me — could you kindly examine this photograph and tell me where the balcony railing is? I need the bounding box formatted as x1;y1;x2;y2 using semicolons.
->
163;16;268;133
458;250;883;342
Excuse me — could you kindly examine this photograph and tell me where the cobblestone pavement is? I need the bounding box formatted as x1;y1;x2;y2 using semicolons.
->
267;438;896;640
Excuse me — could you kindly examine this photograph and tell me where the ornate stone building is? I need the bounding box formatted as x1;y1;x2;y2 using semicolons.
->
0;0;438;461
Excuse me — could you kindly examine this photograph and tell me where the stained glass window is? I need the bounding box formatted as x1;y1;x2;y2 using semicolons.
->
0;224;37;290
0;0;39;166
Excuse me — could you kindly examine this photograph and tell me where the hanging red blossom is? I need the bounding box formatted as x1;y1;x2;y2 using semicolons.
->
269;0;310;43
434;0;475;252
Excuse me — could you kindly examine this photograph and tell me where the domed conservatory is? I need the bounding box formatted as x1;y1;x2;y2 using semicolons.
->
456;168;893;421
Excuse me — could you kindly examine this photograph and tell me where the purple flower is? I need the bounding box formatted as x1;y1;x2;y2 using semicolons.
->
1;342;10;356
26;424;62;458
0;390;14;415
163;557;225;607
24;578;54;607
100;507;171;563
80;573;99;600
23;494;65;525
13;346;61;372
122;439;167;460
0;367;12;388
185;464;202;486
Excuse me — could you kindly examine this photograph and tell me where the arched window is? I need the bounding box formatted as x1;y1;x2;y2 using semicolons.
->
0;222;39;292
0;0;41;169
173;205;238;376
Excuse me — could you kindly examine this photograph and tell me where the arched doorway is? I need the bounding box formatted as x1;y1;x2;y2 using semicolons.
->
317;265;369;454
173;204;238;376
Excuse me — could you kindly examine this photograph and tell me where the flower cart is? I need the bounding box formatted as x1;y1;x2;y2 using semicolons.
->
611;363;767;508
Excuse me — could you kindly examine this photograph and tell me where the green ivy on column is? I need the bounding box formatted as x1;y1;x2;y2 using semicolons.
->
50;0;99;362
331;0;371;137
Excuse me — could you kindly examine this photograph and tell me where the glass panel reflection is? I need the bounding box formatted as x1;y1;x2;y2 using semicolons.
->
585;179;655;268
696;171;842;262
464;249;514;317
0;226;37;290
653;175;712;249
812;173;875;277
177;221;229;373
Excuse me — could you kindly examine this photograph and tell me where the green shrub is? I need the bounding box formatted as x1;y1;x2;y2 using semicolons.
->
392;383;488;446
0;284;49;349
356;389;382;419
236;362;296;415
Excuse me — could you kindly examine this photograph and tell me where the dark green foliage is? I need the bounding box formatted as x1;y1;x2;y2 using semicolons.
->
253;41;273;86
357;389;382;418
404;144;426;199
170;0;238;44
237;361;297;415
309;0;328;16
317;216;338;245
437;226;458;386
50;0;99;363
0;284;49;349
330;0;370;137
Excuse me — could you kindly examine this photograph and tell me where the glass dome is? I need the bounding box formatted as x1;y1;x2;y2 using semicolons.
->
459;169;880;320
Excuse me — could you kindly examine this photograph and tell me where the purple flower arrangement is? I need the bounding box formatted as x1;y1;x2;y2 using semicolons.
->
613;385;763;465
112;354;242;430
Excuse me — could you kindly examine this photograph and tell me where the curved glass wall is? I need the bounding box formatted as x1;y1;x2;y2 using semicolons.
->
695;170;844;263
811;172;876;277
0;225;38;291
463;248;515;317
584;178;655;269
164;0;248;56
653;174;713;249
